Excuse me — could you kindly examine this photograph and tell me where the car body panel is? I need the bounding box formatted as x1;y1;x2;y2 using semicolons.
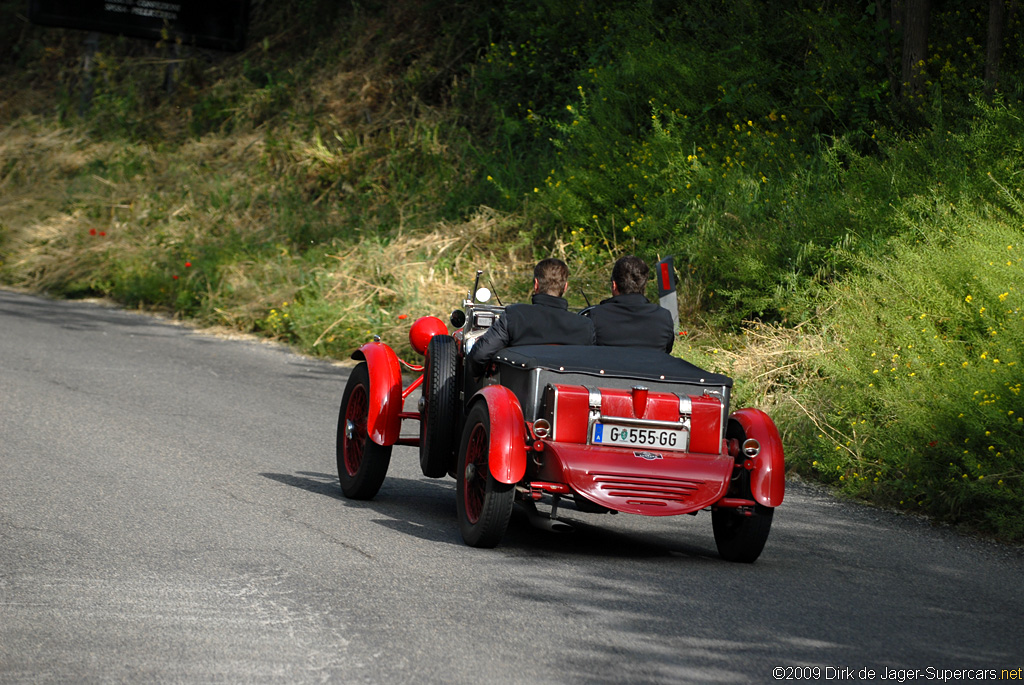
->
731;408;786;507
472;385;528;484
537;441;733;515
351;341;403;446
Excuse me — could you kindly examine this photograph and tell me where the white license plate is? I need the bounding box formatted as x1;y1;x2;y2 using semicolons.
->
591;423;688;451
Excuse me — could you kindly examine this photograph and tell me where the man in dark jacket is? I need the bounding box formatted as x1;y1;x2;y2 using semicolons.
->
584;255;675;352
468;258;595;378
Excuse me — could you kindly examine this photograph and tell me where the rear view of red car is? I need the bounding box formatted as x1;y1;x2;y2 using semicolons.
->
336;274;784;562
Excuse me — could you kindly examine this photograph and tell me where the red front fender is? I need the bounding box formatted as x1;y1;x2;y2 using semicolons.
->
351;342;403;446
730;408;785;507
473;385;527;485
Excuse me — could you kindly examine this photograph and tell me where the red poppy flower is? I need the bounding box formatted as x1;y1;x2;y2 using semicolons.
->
89;228;97;236
184;261;192;268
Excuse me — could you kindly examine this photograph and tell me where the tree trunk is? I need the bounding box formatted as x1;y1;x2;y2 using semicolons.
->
900;0;931;99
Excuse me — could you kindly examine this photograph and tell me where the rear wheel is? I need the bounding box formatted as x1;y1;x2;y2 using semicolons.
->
419;335;459;478
336;362;392;499
456;402;514;548
712;504;773;563
714;419;774;562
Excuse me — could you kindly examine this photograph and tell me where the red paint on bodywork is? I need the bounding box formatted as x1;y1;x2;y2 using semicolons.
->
540;442;733;516
547;385;589;443
689;395;723;454
730;408;786;507
533;384;736;515
599;388;679;422
546;384;723;453
351;342;403;446
408;317;448;355
474;385;528;485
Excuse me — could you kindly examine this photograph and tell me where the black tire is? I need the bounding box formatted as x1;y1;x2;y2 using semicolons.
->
712;504;774;563
713;417;773;563
336;362;392;500
456;402;514;548
419;335;459;478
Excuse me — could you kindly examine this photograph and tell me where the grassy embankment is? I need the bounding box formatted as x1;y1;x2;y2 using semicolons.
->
1;1;1021;542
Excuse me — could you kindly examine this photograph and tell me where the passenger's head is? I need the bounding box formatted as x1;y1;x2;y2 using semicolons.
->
611;255;649;295
533;258;570;296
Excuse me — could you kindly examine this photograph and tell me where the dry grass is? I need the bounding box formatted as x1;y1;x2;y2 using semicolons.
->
726;322;828;403
678;320;832;451
1;122;111;284
0;105;537;362
304;207;537;356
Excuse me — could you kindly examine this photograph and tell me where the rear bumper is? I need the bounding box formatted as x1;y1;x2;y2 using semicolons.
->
533;441;733;516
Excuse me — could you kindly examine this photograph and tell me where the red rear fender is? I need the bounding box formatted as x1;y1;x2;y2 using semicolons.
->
730;408;785;507
473;386;527;485
352;342;403;446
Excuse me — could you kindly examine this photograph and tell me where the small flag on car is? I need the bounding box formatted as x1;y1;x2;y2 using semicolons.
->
656;256;679;330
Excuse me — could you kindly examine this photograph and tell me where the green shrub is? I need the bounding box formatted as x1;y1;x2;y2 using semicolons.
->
792;200;1024;541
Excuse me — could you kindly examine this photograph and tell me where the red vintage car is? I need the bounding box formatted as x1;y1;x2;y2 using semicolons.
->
336;274;785;562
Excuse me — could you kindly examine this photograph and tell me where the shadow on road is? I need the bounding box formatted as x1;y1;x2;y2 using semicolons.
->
262;470;345;499
260;469;716;560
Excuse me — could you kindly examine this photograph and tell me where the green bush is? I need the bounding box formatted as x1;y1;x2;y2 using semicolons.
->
792;200;1024;541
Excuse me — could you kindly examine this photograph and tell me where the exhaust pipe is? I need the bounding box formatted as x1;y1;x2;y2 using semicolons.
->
522;497;574;533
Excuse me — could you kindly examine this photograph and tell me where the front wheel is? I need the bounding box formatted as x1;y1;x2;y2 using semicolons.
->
419;335;459;478
337;362;392;500
712;504;773;563
456;402;514;548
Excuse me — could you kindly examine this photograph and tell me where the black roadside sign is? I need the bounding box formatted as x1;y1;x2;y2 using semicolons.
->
28;0;250;52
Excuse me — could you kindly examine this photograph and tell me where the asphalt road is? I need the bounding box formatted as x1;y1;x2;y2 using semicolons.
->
1;289;1022;684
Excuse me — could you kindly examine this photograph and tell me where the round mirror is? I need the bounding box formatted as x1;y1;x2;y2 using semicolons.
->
475;287;491;303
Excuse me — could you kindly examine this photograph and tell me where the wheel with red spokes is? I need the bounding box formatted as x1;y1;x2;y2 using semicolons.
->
456;402;514;548
337;362;392;499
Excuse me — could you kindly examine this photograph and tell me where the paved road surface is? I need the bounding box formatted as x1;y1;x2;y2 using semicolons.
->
1;289;1022;684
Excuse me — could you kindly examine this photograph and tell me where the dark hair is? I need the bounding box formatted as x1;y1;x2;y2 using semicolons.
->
611;255;649;295
534;258;569;296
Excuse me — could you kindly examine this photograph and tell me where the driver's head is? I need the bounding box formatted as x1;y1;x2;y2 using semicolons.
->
533;258;570;296
611;255;649;295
